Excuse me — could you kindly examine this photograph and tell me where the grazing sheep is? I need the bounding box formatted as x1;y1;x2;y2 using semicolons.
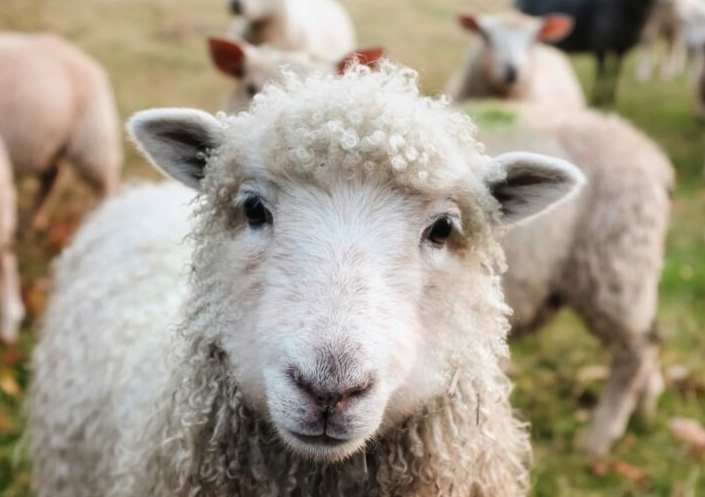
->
228;0;356;62
208;37;383;111
516;0;658;105
637;0;686;81
465;100;674;455
447;11;586;110
0;32;122;229
0;138;24;343
29;63;586;497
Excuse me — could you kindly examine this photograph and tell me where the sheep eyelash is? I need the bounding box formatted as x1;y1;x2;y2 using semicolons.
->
233;189;269;208
427;212;464;236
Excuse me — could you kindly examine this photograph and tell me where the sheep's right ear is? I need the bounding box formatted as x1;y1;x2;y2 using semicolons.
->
457;13;485;35
337;47;385;74
209;37;247;79
488;152;586;226
128;109;223;191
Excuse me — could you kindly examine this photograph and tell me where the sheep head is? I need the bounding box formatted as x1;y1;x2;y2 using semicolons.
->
208;37;383;112
128;63;584;462
458;11;574;95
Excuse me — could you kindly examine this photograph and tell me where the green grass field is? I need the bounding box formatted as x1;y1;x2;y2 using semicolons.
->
1;1;703;495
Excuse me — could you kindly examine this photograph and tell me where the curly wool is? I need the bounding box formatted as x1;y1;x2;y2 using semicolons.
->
31;64;530;497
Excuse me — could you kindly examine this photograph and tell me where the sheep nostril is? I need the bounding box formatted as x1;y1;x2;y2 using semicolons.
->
230;0;242;14
505;65;518;84
288;369;373;411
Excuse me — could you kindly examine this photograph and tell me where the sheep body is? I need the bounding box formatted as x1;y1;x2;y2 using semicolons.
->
230;0;355;61
465;101;673;454
0;138;24;342
0;32;122;218
29;181;196;496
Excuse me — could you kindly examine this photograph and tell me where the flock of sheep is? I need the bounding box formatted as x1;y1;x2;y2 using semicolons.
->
0;0;699;495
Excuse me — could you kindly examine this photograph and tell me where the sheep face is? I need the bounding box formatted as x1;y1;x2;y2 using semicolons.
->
458;12;574;95
129;65;584;462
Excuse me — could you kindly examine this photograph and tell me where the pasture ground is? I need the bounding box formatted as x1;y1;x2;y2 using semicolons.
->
0;1;703;495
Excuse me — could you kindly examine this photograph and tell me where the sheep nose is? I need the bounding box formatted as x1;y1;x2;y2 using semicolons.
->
290;371;372;414
230;0;242;14
504;65;518;84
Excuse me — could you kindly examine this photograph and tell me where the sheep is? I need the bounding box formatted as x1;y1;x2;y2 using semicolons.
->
0;138;24;343
637;0;705;83
0;31;122;229
446;11;586;111
228;0;356;62
516;0;658;105
637;0;687;82
29;62;586;497
208;36;383;111
464;100;674;455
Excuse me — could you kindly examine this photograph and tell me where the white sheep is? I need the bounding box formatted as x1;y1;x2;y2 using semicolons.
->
465;100;674;455
29;63;585;497
228;0;356;62
0;138;24;343
0;32;122;229
208;36;383;111
446;11;586;110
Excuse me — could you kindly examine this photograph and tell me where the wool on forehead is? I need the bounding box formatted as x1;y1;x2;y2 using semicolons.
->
208;61;495;195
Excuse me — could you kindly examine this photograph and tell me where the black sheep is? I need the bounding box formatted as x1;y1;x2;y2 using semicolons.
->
516;0;657;104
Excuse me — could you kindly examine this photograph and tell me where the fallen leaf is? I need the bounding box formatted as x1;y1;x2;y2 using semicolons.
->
612;459;649;487
23;278;51;316
0;347;26;367
0;412;15;434
48;222;76;251
671;417;705;449
0;368;20;397
577;365;609;384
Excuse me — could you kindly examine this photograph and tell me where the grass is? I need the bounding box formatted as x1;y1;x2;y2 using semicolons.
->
0;0;704;495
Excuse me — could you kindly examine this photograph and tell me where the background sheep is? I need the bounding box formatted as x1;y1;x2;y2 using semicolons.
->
447;11;586;110
0;138;24;343
29;64;585;497
637;0;687;82
228;0;356;62
0;32;122;229
516;0;658;105
465;101;674;455
208;37;383;111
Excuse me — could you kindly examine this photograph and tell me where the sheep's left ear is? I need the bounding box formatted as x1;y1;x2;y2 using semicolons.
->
538;15;574;43
128;108;223;191
337;47;385;74
488;152;585;226
209;37;247;79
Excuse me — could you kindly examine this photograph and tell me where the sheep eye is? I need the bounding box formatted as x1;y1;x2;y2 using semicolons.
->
246;84;258;97
243;196;272;228
424;216;454;247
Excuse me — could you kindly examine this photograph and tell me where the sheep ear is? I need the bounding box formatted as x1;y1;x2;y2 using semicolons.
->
457;13;485;35
538;15;574;43
128;108;223;191
208;37;247;79
488;152;585;226
337;47;385;74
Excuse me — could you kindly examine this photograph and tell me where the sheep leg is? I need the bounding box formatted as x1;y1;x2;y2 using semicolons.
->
635;322;664;419
0;249;24;342
28;163;62;232
592;53;607;105
581;336;659;456
593;53;622;106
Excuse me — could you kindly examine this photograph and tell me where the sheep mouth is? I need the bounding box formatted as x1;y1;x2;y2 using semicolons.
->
286;430;349;447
